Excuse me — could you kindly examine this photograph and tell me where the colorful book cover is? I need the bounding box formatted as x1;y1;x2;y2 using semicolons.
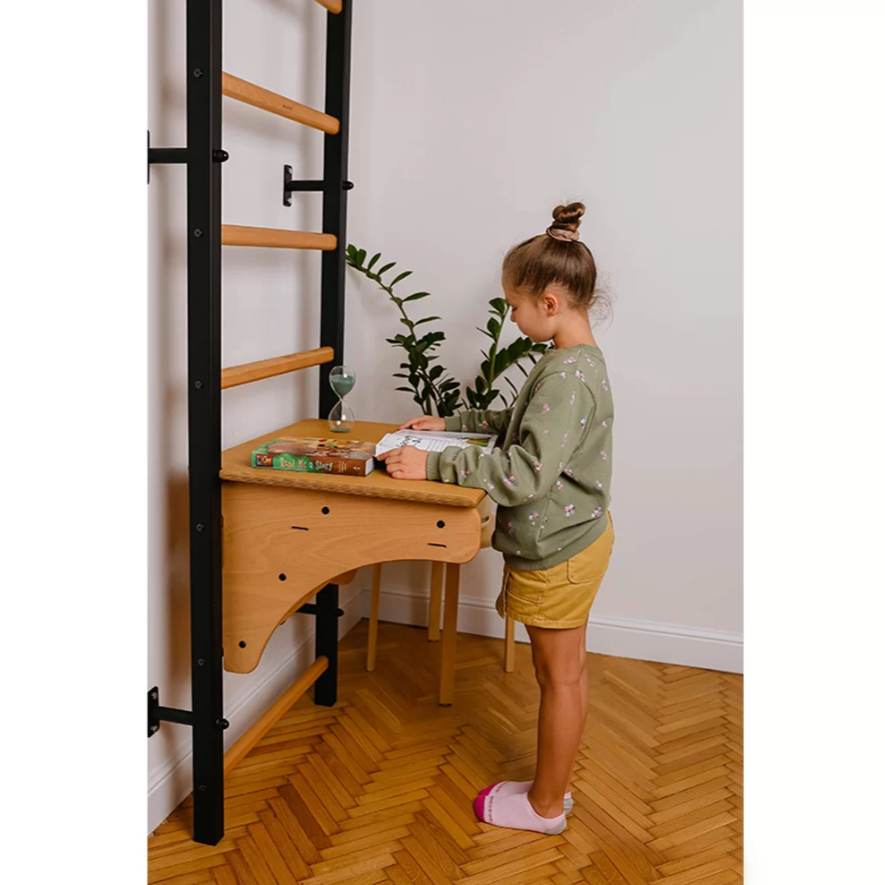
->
251;437;376;477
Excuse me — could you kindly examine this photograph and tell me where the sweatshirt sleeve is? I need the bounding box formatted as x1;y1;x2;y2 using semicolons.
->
427;373;595;507
445;407;514;435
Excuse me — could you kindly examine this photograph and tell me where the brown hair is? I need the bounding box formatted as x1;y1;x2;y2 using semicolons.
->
502;202;600;311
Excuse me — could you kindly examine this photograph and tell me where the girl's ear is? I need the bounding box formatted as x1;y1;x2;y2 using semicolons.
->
542;291;559;315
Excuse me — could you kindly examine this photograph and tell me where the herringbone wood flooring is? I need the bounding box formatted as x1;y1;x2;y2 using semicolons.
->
149;621;743;885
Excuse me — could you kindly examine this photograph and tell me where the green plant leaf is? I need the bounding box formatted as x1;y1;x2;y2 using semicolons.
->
390;270;413;287
490;297;508;315
403;292;430;302
367;252;381;271
487;317;501;337
395;386;415;393
414;316;441;326
377;262;396;276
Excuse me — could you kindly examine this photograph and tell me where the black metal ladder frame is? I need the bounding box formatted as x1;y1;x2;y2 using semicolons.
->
148;0;353;846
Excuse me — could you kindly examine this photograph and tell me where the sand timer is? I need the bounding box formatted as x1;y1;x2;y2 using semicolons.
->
328;365;356;433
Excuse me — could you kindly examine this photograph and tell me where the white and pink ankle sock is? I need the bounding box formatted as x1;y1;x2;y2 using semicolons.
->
491;780;573;814
474;783;567;834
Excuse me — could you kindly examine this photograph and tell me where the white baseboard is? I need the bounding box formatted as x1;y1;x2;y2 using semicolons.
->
147;585;365;835
362;584;743;674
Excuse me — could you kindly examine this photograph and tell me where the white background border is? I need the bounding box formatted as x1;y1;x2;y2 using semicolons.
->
3;1;884;881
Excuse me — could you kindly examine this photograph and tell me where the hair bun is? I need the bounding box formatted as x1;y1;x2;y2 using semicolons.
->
551;202;585;233
546;202;584;242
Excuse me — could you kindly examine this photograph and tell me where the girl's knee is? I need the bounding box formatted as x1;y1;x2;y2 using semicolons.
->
534;657;586;690
527;623;588;689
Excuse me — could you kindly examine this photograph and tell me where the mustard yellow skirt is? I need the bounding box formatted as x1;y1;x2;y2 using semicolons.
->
496;513;615;629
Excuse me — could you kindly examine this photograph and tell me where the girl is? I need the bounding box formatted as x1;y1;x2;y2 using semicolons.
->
377;202;614;835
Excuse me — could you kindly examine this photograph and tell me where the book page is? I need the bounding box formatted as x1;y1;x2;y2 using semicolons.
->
375;430;497;457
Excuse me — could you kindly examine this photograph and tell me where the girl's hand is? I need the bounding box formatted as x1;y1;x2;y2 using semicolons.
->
398;415;446;431
376;446;429;481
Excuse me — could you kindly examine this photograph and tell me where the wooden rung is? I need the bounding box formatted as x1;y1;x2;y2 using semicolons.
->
223;657;328;776
314;0;342;13
222;72;339;134
222;224;337;251
222;347;334;390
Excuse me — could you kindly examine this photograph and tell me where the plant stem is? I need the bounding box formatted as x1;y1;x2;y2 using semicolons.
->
370;272;449;412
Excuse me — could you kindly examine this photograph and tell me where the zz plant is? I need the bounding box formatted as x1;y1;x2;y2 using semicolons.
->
346;244;549;417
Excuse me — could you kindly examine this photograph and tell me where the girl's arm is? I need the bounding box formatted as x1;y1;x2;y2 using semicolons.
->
428;374;595;507
445;407;514;435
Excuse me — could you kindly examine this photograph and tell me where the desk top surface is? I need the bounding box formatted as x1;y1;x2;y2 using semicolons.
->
220;419;486;509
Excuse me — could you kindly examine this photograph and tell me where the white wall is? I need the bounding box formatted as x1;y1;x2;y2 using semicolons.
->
149;0;741;833
345;0;743;669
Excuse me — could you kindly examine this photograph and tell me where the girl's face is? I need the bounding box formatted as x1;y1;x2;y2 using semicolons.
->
503;281;558;343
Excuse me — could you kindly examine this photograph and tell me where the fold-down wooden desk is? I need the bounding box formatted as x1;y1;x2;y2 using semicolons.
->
220;418;485;704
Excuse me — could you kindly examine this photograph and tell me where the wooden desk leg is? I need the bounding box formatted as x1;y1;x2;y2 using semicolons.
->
439;563;460;705
367;564;382;671
504;616;515;673
428;561;444;642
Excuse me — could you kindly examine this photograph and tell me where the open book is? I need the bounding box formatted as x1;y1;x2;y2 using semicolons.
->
375;429;498;457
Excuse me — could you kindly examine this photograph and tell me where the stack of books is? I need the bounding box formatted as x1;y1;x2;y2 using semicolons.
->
251;437;376;477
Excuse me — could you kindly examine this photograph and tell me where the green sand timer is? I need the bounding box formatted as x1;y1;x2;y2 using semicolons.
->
328;365;356;433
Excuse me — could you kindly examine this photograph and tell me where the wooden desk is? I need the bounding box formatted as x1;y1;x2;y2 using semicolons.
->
220;419;485;704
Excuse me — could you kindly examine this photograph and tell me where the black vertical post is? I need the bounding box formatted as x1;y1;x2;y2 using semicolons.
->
314;584;340;706
318;0;353;417
315;0;353;708
186;0;224;846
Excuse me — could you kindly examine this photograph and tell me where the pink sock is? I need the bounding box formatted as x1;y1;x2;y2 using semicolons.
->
492;780;574;813
474;783;567;834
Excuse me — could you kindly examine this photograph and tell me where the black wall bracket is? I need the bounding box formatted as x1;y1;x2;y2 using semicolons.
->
148;686;229;738
283;164;353;206
297;602;345;617
148;130;227;184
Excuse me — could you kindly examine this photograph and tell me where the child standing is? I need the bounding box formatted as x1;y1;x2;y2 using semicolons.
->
377;202;614;835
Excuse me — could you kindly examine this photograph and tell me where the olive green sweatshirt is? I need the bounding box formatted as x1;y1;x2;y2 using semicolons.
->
426;344;613;571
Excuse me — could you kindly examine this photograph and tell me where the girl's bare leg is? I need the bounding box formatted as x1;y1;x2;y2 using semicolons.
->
526;623;589;818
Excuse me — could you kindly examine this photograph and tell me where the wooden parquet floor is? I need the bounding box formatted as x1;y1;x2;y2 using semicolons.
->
149;621;743;885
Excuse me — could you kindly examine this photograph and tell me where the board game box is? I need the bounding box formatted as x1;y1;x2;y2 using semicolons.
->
251;437;376;477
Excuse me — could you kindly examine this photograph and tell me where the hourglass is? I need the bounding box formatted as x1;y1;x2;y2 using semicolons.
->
328;365;356;433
